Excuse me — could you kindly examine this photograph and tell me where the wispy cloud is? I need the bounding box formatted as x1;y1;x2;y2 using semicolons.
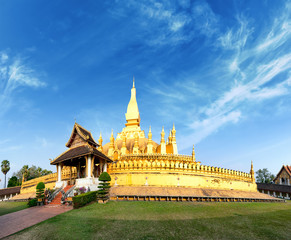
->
139;2;291;150
0;51;46;115
111;0;220;46
191;0;219;38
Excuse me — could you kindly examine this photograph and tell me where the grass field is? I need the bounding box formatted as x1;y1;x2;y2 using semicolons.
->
0;201;28;216
7;201;291;240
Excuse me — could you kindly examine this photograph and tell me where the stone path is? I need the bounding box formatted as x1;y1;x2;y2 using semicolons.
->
0;205;72;239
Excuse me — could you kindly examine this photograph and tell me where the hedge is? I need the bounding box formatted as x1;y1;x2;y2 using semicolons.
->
28;198;37;207
72;191;97;209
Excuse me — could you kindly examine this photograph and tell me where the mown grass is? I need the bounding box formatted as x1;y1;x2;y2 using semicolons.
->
0;201;28;216
7;201;291;240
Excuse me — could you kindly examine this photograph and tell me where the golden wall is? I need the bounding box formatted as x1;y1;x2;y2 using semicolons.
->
108;154;257;192
20;168;77;194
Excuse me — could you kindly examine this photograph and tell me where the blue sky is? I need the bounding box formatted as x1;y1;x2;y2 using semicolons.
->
0;0;291;187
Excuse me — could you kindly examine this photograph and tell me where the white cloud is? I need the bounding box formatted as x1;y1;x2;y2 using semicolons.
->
219;15;253;50
191;0;219;37
0;53;8;63
0;51;46;116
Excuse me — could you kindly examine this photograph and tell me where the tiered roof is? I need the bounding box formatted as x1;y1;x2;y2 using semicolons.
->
66;122;98;148
51;122;112;165
274;165;291;182
51;144;111;164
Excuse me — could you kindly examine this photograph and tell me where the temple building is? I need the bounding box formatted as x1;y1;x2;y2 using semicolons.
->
257;165;291;200
50;123;112;190
15;78;280;202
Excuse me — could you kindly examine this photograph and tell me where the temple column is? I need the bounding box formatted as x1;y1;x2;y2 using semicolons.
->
69;166;72;184
104;162;107;172
77;162;80;178
91;156;95;178
87;155;92;178
57;164;62;182
288;179;290;185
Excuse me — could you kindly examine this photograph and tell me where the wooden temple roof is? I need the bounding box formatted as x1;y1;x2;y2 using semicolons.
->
274;165;291;181
257;183;291;193
66;122;99;148
0;186;21;196
51;144;112;165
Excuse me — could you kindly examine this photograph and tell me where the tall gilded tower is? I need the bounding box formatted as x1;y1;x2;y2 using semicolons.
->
102;78;178;158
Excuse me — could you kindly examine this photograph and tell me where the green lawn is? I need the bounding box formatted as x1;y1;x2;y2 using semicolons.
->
0;201;28;216
7;201;291;240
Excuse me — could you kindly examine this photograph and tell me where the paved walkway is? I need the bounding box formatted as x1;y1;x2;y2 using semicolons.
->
0;205;72;239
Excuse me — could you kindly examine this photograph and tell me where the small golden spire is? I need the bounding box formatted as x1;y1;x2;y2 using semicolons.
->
98;132;103;151
110;129;114;144
168;130;172;144
148;126;152;142
250;160;255;182
161;126;165;144
192;145;196;162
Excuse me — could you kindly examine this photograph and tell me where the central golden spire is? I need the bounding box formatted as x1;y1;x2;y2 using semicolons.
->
125;77;140;127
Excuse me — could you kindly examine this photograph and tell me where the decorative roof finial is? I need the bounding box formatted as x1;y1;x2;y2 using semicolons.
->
192;145;196;162
161;126;165;144
133;76;135;88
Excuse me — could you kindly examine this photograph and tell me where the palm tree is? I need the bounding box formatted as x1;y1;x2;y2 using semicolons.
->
1;160;10;188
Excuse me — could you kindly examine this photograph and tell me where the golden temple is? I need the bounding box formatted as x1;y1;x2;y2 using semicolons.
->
15;78;279;202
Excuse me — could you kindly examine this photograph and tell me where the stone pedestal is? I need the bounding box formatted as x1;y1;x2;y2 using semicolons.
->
75;178;100;191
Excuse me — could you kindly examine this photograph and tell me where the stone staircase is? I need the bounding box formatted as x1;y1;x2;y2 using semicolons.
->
50;185;74;205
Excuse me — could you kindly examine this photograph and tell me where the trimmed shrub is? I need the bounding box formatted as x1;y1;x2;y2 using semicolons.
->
36;182;45;199
72;191;97;209
99;172;111;181
97;172;111;201
28;198;37;207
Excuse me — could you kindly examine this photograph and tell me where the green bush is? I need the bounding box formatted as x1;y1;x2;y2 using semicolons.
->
36;182;45;199
28;198;37;207
99;172;111;181
97;172;111;201
72;191;97;209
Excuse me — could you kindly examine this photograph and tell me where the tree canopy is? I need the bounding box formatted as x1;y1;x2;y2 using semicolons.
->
8;176;21;187
256;168;275;183
13;165;53;183
1;160;10;188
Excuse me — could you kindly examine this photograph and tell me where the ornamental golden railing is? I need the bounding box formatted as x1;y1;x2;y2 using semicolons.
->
108;154;253;182
21;167;77;190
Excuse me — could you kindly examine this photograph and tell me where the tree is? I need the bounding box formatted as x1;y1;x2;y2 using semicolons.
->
36;182;45;199
256;168;275;183
8;176;21;187
97;172;111;201
14;165;53;183
1;160;10;188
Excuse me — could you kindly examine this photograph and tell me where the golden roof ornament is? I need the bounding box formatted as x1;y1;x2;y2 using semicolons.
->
161;126;165;144
98;132;103;151
192;145;196;162
125;77;140;127
148;126;152;142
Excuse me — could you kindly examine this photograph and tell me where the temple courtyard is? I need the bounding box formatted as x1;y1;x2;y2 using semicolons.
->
1;201;291;240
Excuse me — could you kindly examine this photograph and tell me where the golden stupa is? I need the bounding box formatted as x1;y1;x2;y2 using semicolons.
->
17;78;279;202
